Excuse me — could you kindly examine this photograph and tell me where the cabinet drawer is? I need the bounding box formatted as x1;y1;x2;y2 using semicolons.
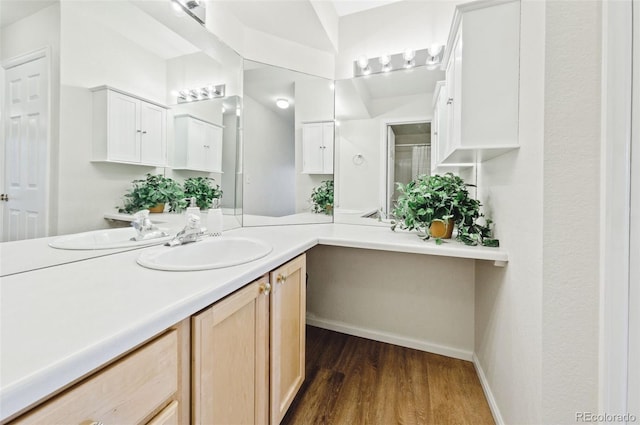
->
12;330;179;425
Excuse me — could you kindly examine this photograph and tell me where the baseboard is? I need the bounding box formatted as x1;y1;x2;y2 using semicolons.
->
472;353;505;425
306;314;473;361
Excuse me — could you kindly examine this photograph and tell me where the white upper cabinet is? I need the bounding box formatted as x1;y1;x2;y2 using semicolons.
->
302;121;334;174
173;115;223;173
438;0;520;164
92;86;167;166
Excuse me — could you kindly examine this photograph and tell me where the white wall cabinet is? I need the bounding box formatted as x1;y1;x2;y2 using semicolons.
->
439;0;520;164
302;122;334;174
173;115;223;173
92;86;167;166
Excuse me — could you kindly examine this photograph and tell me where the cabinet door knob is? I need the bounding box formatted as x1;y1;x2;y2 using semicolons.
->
277;274;287;284
136;129;142;133
446;98;453;105
80;421;104;425
0;194;8;201
260;282;271;295
142;130;147;134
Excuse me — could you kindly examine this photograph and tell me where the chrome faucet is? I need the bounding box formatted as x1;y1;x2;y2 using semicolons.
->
166;214;206;247
130;209;168;241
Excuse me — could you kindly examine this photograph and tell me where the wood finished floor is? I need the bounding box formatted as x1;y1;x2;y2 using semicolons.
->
282;326;494;425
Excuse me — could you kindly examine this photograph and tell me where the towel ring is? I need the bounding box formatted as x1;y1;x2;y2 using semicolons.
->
352;153;364;165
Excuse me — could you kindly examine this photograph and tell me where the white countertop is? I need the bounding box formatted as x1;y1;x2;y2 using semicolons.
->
0;223;507;421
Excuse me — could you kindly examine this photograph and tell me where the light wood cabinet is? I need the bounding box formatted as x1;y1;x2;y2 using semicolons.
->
270;254;306;425
173;115;223;173
192;275;270;425
91;86;167;166
439;0;520;164
192;254;306;425
302;122;334;174
10;320;190;425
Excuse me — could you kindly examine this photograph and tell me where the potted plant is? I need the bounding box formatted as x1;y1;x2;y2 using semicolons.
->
310;180;334;215
391;173;499;247
183;177;223;210
118;173;187;214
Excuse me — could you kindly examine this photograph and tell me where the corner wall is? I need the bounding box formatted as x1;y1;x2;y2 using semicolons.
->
474;1;602;423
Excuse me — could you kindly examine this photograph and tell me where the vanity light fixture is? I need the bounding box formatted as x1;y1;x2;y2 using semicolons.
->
425;44;444;70
175;84;225;104
170;0;206;25
276;98;290;109
353;46;444;77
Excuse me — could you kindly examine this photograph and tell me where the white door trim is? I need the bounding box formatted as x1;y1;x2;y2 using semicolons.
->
378;115;430;214
599;0;633;416
2;47;49;70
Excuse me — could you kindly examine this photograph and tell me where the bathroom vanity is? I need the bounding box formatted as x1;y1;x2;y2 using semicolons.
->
0;224;506;424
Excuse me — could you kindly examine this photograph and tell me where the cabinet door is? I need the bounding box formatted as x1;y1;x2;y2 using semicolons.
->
270;254;306;425
187;118;208;171
431;99;439;173
322;122;334;173
302;123;324;174
107;91;140;162
450;29;463;152
140;101;166;166
192;276;270;425
203;124;223;173
437;84;450;164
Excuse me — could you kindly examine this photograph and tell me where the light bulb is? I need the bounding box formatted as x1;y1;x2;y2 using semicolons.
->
379;54;391;66
357;55;369;69
402;48;415;61
276;98;289;109
427;44;443;57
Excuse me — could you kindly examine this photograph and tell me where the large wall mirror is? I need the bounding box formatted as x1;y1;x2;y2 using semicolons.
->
242;60;334;226
333;66;476;226
1;0;243;237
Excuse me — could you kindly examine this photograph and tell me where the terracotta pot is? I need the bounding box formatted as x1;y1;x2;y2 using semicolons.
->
148;203;165;213
324;204;333;215
429;218;454;239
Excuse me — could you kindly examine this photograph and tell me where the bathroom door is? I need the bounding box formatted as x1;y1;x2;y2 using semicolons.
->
2;51;49;241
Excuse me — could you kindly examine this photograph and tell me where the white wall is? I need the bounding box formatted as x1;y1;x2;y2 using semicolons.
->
242;96;295;217
294;77;334;213
541;1;601;422
475;2;602;424
1;3;61;235
335;1;460;79
57;1;167;234
307;245;476;360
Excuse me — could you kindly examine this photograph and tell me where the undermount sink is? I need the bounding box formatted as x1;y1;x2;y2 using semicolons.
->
136;236;273;271
49;228;172;250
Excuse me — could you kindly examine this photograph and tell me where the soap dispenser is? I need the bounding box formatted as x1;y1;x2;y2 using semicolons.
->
186;197;200;218
206;198;223;236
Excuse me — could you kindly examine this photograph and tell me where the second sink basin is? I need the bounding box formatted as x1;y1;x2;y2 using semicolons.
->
136;236;273;271
49;228;172;250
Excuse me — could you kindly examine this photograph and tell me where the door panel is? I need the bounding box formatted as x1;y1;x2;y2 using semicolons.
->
3;55;48;241
140;102;166;166
108;91;139;162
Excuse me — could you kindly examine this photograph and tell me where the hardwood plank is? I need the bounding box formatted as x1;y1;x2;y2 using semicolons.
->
284;326;494;425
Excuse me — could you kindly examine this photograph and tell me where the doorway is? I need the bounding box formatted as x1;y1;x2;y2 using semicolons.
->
384;121;431;216
1;49;50;241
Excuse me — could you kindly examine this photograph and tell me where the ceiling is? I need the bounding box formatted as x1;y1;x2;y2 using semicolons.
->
331;0;404;17
0;0;57;28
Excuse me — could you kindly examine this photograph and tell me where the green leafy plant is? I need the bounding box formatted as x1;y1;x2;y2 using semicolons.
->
183;177;222;210
118;173;187;214
310;180;334;215
391;173;499;247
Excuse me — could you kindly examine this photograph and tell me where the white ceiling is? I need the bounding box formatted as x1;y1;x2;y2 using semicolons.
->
0;0;57;28
330;0;404;17
222;1;335;52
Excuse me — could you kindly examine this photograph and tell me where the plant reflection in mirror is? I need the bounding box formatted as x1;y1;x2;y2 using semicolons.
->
184;177;222;210
310;180;334;215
